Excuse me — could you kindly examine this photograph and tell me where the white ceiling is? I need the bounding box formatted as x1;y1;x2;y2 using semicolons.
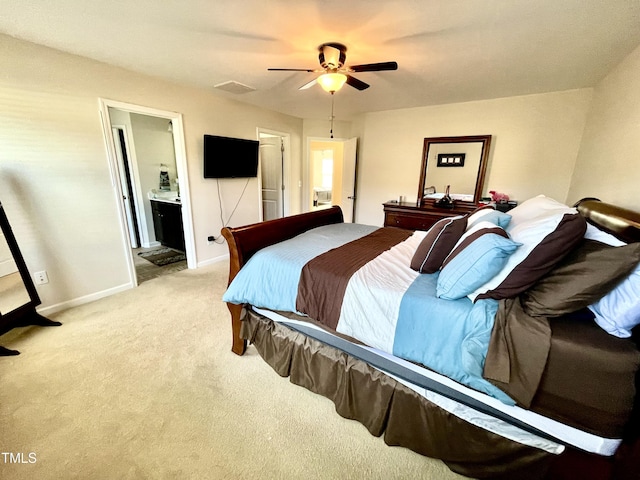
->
2;1;640;120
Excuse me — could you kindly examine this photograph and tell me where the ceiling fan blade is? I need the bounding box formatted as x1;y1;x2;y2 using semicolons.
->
349;61;398;72
268;68;317;72
299;78;317;90
346;75;370;91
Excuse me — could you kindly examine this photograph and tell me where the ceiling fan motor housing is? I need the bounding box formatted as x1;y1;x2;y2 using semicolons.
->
319;42;347;71
268;42;396;92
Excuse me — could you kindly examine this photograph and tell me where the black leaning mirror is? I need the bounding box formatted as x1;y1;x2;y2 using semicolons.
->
0;201;61;356
417;135;492;207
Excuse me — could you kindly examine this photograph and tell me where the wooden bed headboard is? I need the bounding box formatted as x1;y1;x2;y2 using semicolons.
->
575;198;640;243
221;206;344;285
221;206;344;355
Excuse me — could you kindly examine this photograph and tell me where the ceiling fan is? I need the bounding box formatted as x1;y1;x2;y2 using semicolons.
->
268;42;398;93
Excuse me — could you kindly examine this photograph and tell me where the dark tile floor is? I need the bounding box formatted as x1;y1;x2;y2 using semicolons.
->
132;247;187;284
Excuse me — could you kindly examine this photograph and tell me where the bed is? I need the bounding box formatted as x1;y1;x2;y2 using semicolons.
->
221;196;640;480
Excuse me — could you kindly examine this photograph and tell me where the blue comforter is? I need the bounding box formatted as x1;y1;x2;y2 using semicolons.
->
223;223;513;404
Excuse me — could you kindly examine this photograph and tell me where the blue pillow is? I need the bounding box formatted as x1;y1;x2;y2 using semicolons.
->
467;209;512;230
437;229;521;300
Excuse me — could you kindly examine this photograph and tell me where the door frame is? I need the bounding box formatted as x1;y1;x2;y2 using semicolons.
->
98;98;196;287
257;128;291;220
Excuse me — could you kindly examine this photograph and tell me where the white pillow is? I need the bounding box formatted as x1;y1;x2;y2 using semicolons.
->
584;222;627;247
507;195;575;229
589;264;640;338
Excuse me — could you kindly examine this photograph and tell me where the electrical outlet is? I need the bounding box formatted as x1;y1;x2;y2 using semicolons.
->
34;270;49;285
207;235;216;243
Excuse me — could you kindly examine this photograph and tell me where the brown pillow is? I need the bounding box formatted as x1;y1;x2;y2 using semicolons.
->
474;212;587;300
410;215;467;273
520;239;640;317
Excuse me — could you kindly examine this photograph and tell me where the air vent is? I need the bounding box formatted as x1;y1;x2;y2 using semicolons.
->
214;81;256;94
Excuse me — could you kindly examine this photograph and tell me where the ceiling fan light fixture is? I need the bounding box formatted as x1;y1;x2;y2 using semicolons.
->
317;73;347;93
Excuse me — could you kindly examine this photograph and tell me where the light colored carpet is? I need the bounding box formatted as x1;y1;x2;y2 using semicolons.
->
0;261;468;479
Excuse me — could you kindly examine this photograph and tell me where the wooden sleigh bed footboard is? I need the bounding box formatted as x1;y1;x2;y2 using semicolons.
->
221;201;640;479
221;206;344;355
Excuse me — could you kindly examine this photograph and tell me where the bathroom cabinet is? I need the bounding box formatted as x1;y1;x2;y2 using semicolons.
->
150;200;185;251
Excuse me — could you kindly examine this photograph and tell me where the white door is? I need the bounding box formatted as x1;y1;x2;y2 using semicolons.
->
260;135;284;221
112;126;140;247
340;137;358;223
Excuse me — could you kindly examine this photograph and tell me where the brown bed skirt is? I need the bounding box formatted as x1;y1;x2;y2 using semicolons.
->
240;309;556;480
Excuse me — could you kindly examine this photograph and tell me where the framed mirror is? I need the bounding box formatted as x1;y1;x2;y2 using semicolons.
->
417;135;492;207
0;201;60;356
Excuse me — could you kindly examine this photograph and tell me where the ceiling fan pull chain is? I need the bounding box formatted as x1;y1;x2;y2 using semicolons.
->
330;92;335;139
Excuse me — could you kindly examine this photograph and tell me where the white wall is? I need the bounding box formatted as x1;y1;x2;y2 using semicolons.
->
355;89;593;226
567;44;640;210
0;33;303;312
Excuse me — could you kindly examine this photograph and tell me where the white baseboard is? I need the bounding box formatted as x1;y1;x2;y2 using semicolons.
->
36;282;134;316
35;257;229;316
197;253;229;268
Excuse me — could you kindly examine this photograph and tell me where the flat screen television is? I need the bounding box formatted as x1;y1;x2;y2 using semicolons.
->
203;134;259;178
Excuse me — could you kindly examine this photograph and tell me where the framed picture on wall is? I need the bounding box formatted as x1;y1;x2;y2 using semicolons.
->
437;153;466;167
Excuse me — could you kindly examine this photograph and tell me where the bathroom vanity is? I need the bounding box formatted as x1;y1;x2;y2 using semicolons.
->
150;199;185;251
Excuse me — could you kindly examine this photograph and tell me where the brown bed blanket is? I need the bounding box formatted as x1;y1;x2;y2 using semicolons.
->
296;227;411;330
485;298;640;437
484;298;551;408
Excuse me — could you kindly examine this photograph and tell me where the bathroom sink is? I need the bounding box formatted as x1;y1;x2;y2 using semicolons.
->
148;190;181;204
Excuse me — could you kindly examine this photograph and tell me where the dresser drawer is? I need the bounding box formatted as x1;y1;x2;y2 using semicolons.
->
384;212;443;231
383;201;475;232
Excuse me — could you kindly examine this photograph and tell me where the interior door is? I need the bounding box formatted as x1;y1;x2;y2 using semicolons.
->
340;137;358;223
112;126;141;248
260;135;284;221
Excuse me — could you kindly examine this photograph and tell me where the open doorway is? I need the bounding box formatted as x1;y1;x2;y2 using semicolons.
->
99;99;195;286
307;137;358;222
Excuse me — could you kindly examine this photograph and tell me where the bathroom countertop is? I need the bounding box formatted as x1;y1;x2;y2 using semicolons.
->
148;191;181;205
150;197;181;205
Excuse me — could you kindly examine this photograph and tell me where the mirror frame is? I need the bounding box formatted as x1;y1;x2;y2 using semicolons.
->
417;135;492;208
0;201;41;327
0;201;60;356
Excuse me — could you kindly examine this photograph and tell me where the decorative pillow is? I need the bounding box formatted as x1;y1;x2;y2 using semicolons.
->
590;264;640;338
466;208;512;230
521;240;640;317
410;215;467;273
437;222;521;300
507;195;573;228
469;198;587;301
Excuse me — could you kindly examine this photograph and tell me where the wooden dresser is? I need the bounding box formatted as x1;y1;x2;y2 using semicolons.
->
383;199;478;231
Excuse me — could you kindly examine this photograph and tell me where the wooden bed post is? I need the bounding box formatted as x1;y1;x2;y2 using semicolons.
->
221;227;247;356
221;206;344;356
227;303;246;356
